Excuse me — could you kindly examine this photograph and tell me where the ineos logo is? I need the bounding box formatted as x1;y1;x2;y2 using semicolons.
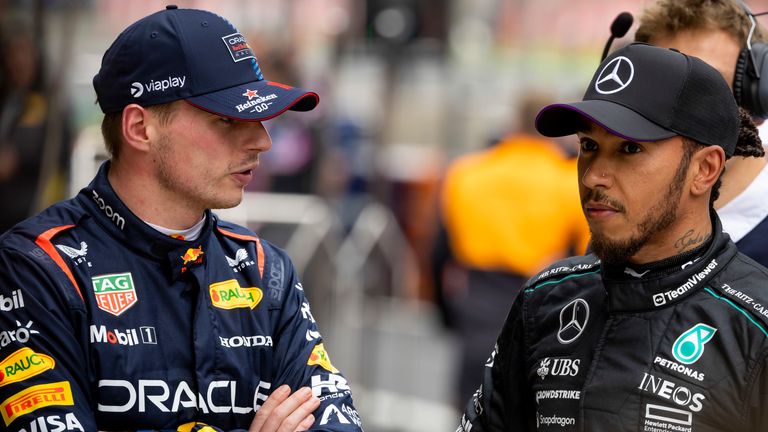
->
130;82;143;98
595;56;634;94
557;298;589;344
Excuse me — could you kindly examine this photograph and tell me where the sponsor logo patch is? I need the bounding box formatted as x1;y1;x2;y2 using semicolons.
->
90;325;157;346
181;246;204;266
209;279;263;310
92;272;137;316
56;242;91;267
0;289;24;313
638;373;705;412
1;381;74;426
536;357;580;379
672;324;716;365
308;343;339;373
0;321;39;349
19;413;84;432
0;348;55;388
557;299;589;344
221;32;256;63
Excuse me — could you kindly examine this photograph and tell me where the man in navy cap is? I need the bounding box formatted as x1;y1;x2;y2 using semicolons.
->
457;43;768;431
0;6;362;431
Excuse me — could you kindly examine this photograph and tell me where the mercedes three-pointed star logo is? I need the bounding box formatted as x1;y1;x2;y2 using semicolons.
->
557;298;590;344
595;56;634;95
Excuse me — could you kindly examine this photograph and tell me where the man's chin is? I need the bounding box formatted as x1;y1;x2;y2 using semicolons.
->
590;232;644;265
210;192;244;211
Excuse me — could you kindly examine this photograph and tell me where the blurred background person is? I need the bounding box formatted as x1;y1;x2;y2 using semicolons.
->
0;15;72;234
635;0;768;265
433;91;590;406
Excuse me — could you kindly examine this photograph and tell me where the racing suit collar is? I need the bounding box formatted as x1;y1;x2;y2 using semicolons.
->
76;161;215;266
601;210;737;312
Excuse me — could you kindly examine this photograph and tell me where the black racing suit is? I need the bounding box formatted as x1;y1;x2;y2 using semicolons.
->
458;214;768;432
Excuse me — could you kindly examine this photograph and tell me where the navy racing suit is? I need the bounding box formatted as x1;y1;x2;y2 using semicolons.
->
458;213;768;432
0;162;363;431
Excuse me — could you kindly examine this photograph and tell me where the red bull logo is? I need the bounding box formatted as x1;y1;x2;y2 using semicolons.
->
181;246;204;265
308;343;339;373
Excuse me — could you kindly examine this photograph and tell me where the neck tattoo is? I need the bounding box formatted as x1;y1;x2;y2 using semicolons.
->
674;229;707;253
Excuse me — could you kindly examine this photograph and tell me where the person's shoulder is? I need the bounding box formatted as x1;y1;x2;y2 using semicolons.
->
523;254;602;294
0;197;87;252
213;216;291;263
705;251;768;335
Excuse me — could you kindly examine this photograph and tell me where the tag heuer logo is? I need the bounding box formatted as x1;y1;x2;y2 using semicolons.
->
91;273;137;316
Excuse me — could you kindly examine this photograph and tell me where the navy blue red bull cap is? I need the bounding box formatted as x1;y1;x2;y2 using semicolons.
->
93;5;318;121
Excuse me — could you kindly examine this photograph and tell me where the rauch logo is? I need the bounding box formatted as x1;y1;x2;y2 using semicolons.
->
91;272;138;316
0;347;55;388
209;279;263;310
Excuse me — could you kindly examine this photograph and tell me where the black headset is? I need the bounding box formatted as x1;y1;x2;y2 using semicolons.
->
734;1;768;118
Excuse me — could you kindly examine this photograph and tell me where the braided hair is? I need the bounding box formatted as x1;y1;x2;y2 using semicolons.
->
706;107;765;204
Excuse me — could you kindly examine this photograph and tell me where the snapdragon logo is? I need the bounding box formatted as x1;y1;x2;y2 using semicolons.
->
130;76;186;99
672;324;716;365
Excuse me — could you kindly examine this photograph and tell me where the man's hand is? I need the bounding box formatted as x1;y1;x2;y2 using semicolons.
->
249;385;321;432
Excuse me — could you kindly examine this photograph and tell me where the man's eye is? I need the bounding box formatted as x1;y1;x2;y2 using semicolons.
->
580;139;597;152
219;117;234;125
621;142;642;153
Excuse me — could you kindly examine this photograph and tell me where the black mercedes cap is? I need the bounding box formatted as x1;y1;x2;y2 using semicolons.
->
535;43;739;156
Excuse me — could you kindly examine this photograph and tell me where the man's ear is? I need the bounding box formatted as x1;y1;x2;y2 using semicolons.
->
690;145;726;198
121;104;152;153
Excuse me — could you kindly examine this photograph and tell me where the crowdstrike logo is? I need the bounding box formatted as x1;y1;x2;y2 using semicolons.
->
130;76;186;99
595;56;634;94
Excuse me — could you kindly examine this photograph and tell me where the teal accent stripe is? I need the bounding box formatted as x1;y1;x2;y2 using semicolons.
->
525;270;601;294
704;287;768;338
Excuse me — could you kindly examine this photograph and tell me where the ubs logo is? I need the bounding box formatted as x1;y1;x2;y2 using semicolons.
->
557;298;590;344
595;56;634;94
537;357;580;379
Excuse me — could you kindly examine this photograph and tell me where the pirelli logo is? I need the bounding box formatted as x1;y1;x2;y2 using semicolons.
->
1;381;73;425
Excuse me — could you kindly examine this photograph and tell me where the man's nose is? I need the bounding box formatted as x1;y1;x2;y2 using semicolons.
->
581;164;613;189
244;122;272;153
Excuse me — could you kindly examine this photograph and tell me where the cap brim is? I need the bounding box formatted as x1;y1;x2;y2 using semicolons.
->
186;80;319;121
535;100;676;142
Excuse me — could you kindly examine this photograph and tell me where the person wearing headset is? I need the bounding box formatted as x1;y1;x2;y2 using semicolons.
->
457;42;768;432
635;0;768;266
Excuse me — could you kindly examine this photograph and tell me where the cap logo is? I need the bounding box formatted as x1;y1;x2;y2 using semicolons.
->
595;56;634;95
130;82;143;98
222;32;256;63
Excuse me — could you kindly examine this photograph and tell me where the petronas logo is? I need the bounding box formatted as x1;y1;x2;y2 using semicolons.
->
672;324;717;365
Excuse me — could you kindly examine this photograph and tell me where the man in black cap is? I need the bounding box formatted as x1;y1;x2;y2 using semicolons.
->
0;6;362;432
457;43;768;432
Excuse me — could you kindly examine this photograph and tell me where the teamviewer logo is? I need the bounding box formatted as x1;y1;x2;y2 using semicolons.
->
653;294;666;306
130;82;143;98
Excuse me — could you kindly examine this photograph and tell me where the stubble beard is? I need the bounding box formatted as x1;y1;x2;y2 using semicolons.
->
154;134;243;212
587;150;693;265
